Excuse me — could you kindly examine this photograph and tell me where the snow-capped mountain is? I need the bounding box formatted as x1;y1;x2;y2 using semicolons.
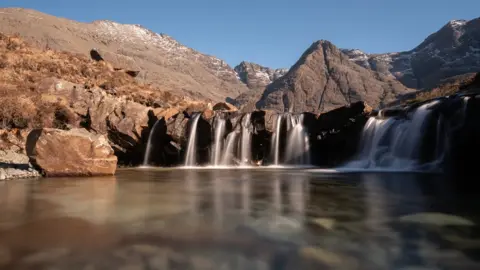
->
234;61;288;89
0;8;248;101
342;18;480;89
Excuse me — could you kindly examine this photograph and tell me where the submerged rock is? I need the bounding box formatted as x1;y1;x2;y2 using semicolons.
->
399;212;475;226
0;245;11;267
312;218;336;230
26;128;117;176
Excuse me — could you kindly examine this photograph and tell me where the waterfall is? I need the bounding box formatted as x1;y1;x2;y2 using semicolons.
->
221;131;239;166
142;119;162;166
184;114;201;166
240;113;252;165
272;114;283;165
285;114;311;165
211;117;226;166
343;101;440;170
272;113;311;166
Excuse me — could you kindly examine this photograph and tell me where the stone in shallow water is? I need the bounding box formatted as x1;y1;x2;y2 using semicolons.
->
312;218;336;230
22;248;70;264
299;247;345;267
130;244;166;255
0;245;11;267
190;256;214;270
399;212;475;226
118;264;145;270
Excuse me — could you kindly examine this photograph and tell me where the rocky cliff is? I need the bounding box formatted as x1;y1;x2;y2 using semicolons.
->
234;61;287;89
255;40;413;113
0;8;249;102
342;18;480;89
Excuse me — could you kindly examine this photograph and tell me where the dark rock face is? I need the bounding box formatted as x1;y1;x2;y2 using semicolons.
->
343;18;480;89
443;95;480;193
308;102;373;166
255;41;412;113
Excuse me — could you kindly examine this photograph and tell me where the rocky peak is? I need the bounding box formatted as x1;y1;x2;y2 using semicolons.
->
255;40;412;113
341;49;371;69
343;17;480;89
234;61;288;89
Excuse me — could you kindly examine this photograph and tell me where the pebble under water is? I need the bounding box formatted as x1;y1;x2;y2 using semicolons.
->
1;168;480;269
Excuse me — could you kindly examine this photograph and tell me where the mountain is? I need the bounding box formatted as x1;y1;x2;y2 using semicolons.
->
0;8;249;102
342;18;480;89
234;61;287;90
255;40;413;113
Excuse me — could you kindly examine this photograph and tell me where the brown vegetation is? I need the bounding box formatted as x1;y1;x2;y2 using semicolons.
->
402;73;480;104
0;33;185;129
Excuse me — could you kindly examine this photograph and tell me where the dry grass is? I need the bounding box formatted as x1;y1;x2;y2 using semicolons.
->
0;33;189;129
403;73;480;104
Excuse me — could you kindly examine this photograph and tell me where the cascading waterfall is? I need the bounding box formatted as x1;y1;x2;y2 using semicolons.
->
343;101;441;170
285;114;311;165
221;131;239;166
184;114;201;166
240;113;252;166
211;117;226;166
142;119;162;166
271;113;311;166
272;115;283;165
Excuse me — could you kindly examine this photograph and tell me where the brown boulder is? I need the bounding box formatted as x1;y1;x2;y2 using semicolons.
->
153;108;180;121
202;109;215;120
212;102;238;112
27;128;117;176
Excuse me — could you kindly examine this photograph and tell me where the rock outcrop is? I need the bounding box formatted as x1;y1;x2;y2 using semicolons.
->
342;18;480;89
26;128;117;176
310;101;372;166
234;61;287;90
0;129;41;180
255;40;412;113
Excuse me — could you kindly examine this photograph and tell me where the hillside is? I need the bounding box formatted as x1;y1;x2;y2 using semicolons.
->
0;8;249;102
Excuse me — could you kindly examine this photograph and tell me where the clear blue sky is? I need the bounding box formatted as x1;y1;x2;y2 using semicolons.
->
1;0;479;69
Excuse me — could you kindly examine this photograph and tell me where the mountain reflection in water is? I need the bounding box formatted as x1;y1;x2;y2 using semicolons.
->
0;168;479;269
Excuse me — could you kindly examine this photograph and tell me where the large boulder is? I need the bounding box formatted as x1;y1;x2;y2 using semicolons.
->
38;78;151;165
26;128;117;176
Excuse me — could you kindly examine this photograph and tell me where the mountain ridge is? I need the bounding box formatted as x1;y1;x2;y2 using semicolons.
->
342;17;480;89
0;7;249;102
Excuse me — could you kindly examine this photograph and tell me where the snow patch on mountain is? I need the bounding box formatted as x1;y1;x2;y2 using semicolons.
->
342;17;480;89
93;20;238;79
234;61;288;89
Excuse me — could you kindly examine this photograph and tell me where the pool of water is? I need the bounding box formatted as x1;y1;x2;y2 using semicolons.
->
0;168;479;269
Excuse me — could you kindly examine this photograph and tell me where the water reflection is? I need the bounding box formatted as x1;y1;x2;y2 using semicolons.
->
0;169;479;269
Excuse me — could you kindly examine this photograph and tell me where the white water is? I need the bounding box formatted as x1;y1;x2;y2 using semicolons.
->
184;114;201;166
272;113;311;165
221;131;239;166
142;119;162;166
344;101;440;170
240;113;252;165
272;114;283;165
211;118;226;166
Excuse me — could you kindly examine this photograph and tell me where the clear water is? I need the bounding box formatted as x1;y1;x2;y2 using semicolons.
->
1;169;479;269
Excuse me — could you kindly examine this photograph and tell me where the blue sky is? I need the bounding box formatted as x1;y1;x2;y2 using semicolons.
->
1;0;479;69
